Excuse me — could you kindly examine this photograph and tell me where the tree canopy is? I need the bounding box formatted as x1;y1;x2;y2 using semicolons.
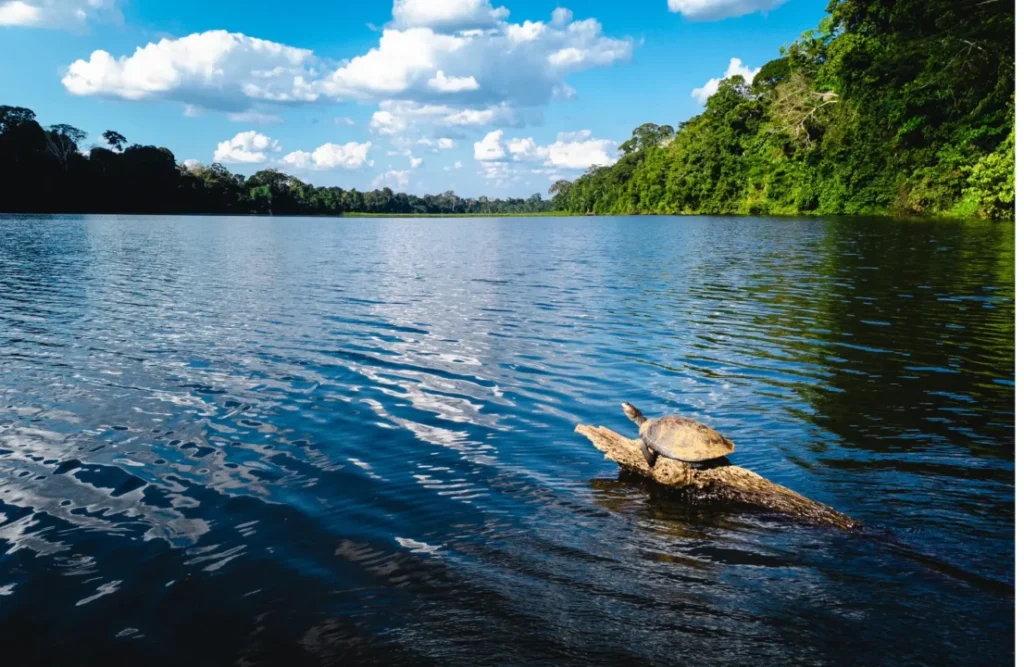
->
552;0;1014;220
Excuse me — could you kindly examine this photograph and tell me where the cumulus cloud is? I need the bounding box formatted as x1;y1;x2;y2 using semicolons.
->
427;70;480;93
476;128;617;170
0;0;119;30
551;7;573;26
668;0;786;21
181;158;202;171
372;169;410;189
691;57;760;103
334;116;355;126
321;28;467;98
544;130;617;168
474;128;617;184
62;30;319;110
213;131;282;164
409;155;423;168
370;109;408;135
282;141;373;170
60;7;632;129
391;0;509;32
507;136;539;160
474;129;506;161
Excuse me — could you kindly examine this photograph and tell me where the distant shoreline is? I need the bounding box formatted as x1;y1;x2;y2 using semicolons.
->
0;211;1001;222
340;211;577;218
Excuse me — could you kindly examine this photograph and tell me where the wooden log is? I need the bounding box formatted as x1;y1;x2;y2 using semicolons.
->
576;424;859;530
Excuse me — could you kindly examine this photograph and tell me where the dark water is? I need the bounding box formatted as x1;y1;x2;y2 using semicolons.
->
0;215;1013;666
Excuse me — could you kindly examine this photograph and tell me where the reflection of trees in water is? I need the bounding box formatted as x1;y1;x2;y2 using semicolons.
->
798;219;1014;459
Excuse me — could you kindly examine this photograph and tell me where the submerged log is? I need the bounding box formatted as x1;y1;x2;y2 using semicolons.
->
576;424;858;530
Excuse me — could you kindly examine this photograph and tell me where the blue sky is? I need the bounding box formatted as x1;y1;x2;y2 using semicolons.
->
0;0;828;197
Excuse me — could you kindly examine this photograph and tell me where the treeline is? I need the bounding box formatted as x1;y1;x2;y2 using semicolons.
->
551;0;1015;220
0;107;551;216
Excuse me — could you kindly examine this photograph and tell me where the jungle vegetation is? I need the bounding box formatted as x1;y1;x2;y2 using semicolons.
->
0;0;1013;219
550;0;1015;220
0;108;551;217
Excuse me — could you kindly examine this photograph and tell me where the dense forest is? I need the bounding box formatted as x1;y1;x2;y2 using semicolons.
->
0;108;552;216
0;0;1013;219
551;0;1015;220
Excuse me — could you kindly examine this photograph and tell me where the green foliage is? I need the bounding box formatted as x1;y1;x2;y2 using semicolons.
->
555;0;1013;219
956;117;1015;220
0;111;556;216
619;123;676;155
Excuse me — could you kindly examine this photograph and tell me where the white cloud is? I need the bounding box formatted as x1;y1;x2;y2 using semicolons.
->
475;128;617;178
61;8;632;127
479;160;519;184
334;116;356;126
62;30;318;110
183;104;202;117
548;47;586;67
418;136;456;150
0;0;118;29
181;158;202;171
282;141;373;170
474;129;506;161
441;104;519;127
668;0;786;21
454;160;463;168
0;1;38;25
427;70;480;93
691;57;761;103
409;155;423;168
372;169;410;189
370;100;521;130
321;28;467;97
228;110;282;124
507;136;539;160
544;130;617;168
551;7;572;26
370;110;408;135
391;0;509;32
213;130;282;164
508;20;545;42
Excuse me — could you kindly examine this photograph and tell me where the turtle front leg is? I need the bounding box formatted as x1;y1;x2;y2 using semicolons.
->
639;440;659;468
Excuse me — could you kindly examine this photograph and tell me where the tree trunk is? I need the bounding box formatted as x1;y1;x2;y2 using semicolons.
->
575;424;858;530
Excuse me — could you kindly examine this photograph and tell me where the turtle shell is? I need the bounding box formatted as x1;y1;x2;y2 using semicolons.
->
640;416;735;462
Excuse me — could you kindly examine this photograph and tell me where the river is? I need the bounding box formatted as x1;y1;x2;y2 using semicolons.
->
0;214;1014;665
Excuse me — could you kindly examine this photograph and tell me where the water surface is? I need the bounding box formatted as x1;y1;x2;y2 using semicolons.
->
0;215;1014;665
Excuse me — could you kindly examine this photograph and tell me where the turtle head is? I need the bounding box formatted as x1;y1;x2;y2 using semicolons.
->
621;403;646;427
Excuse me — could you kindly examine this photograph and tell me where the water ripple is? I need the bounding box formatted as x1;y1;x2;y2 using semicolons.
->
0;214;1013;666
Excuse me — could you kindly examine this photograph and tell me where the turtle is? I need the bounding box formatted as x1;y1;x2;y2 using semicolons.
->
621;402;735;468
